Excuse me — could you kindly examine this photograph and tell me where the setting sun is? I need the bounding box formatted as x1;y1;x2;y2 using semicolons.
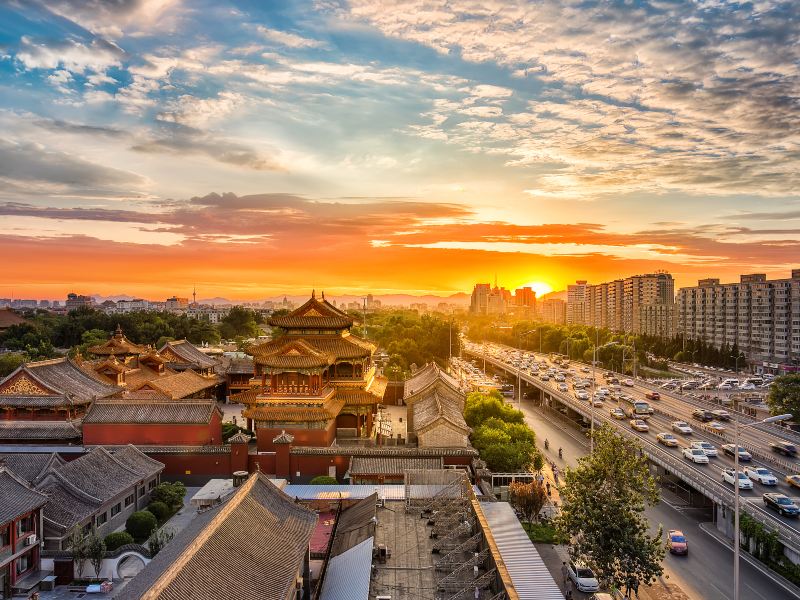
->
523;281;554;297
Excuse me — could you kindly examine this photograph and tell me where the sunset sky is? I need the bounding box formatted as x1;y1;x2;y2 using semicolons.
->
1;0;799;300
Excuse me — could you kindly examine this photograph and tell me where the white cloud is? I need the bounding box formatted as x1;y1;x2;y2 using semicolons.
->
157;92;245;128
257;26;324;49
16;36;122;74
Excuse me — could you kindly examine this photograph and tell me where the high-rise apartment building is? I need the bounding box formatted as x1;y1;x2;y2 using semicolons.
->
570;273;676;337
566;280;589;325
678;270;800;369
65;293;93;311
470;282;512;315
541;298;566;324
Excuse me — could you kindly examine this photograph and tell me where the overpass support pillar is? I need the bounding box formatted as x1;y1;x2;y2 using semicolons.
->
715;503;733;539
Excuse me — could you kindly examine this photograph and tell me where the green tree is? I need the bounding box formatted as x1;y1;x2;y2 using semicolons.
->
126;510;158;543
767;374;800;419
219;306;261;340
510;480;548;525
464;393;524;428
555;425;664;596
72;328;110;357
86;528;106;579
148;527;175;557
151;482;186;509
68;525;89;579
310;475;338;485
147;501;170;521
104;531;134;552
0;352;25;377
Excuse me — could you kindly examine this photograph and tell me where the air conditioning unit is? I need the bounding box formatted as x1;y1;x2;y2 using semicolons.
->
24;534;38;546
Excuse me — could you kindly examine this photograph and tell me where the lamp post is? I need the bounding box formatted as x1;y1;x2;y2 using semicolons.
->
517;329;537;407
733;413;792;600
732;354;742;377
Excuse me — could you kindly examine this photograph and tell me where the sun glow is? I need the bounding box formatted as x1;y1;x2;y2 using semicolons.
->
523;281;553;297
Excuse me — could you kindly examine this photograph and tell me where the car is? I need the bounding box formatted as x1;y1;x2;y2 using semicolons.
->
692;409;714;422
667;529;688;555
763;493;800;517
645;391;660;401
610;407;626;419
721;444;752;461
576;390;589;401
671;421;693;435
540;374;550;381
690;441;718;457
770;441;798;457
622;378;634;386
707;421;727;432
656;432;679;447
558;382;568;392
717;383;734;390
581;367;591;373
683;447;709;463
744;467;777;485
722;469;754;489
568;562;600;593
711;410;731;421
630;419;649;432
592;398;604;407
589;595;615;600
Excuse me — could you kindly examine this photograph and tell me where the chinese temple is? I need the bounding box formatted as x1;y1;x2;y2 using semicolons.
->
237;292;387;451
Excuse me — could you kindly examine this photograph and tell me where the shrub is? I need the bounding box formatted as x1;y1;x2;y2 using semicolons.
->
310;475;338;485
104;531;134;552
147;501;170;522
126;511;157;542
151;482;186;508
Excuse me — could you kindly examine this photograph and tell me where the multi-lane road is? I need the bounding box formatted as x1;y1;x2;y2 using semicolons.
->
462;342;800;556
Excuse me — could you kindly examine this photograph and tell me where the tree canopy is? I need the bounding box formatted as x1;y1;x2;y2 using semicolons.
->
219;306;262;340
465;391;540;472
767;374;800;420
554;425;664;595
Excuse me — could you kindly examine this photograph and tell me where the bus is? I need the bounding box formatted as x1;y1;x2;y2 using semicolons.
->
621;396;652;420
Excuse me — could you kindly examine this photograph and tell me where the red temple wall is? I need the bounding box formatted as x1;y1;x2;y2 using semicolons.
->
82;412;222;446
255;420;336;452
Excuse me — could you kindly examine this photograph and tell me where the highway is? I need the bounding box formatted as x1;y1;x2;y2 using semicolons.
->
462;341;800;557
520;400;781;600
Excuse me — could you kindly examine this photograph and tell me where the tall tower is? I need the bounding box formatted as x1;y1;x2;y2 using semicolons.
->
193;285;197;305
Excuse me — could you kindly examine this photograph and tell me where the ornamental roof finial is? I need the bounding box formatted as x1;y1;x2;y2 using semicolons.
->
312;289;316;299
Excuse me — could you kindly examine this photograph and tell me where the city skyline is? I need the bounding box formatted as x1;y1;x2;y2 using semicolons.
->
2;1;799;298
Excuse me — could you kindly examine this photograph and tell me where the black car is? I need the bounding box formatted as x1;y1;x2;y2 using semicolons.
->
764;493;800;517
770;441;798;457
692;409;714;422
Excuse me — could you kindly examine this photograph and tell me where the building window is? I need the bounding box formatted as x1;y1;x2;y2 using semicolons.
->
138;486;145;497
148;479;156;490
0;526;9;548
111;503;121;517
96;512;108;526
15;552;31;575
17;515;34;536
125;493;135;507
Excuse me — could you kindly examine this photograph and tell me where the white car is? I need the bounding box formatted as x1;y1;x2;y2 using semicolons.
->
690;441;718;457
576;390;589;401
672;421;693;435
558;382;568;392
568;562;600;593
722;469;754;490
581;367;591;373
623;379;635;387
744;467;778;486
717;383;734;390
682;448;709;464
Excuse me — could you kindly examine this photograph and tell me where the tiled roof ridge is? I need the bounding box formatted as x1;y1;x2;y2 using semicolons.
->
41;467;102;507
139;474;264;599
0;466;49;501
99;445;154;480
1;362;61;396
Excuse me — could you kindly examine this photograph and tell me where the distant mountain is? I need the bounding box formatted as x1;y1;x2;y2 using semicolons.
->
91;294;136;302
199;297;233;305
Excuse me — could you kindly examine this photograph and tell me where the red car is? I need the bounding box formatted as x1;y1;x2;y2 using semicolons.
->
646;391;661;401
667;529;688;555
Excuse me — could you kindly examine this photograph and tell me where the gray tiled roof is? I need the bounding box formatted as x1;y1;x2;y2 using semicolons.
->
35;446;164;532
159;340;218;369
0;420;81;441
114;473;317;600
412;390;470;434
0;452;65;484
84;399;219;424
349;456;443;476
0;467;48;524
24;358;120;399
403;362;462;398
291;446;479;458
0;394;75;408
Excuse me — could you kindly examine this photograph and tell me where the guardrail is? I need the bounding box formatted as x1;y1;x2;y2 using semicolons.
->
464;347;800;553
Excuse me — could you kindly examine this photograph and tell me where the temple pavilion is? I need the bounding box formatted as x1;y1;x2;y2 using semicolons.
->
237;292;387;451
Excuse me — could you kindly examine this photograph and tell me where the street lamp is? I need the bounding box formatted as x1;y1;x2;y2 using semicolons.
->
517;329;536;406
733;413;792;600
732;353;742;377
